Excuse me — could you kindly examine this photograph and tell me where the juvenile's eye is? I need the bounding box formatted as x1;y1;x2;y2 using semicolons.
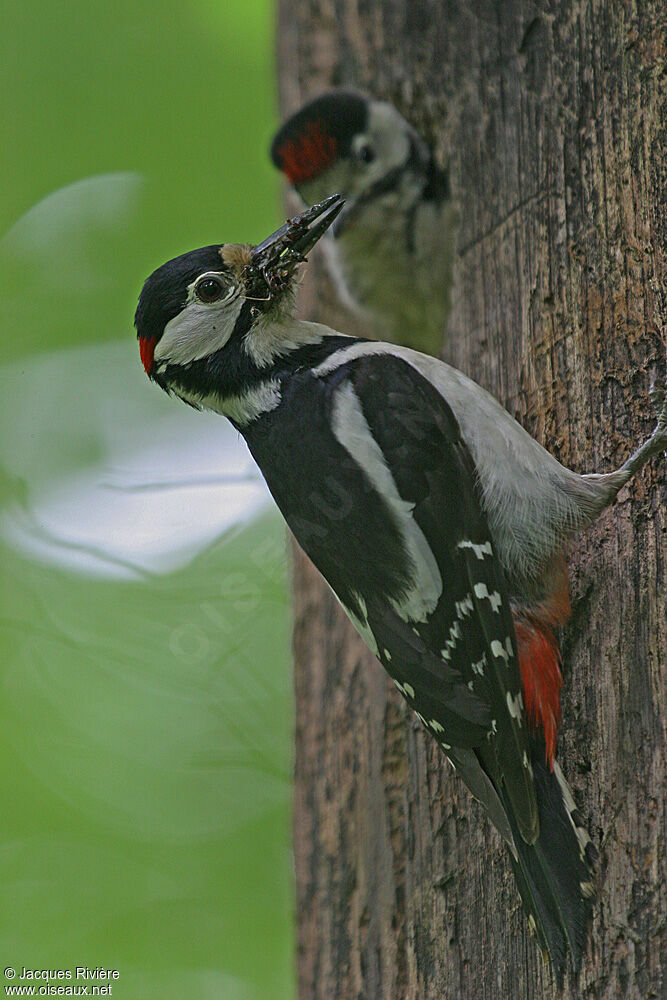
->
194;275;227;303
356;143;375;164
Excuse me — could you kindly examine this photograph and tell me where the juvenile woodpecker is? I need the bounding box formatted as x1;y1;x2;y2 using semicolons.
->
271;90;455;354
135;196;666;980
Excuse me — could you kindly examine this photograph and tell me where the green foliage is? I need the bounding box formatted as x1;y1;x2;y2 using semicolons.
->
0;3;295;997
0;0;279;360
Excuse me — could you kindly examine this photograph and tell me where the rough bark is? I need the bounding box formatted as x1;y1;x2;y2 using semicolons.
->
278;2;666;997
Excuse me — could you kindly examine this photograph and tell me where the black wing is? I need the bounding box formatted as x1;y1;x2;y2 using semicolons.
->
336;352;538;843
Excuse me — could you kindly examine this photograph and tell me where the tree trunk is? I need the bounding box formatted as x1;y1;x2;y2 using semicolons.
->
277;2;666;997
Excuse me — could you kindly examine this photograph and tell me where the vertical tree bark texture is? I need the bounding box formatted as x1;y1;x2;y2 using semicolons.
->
278;2;665;997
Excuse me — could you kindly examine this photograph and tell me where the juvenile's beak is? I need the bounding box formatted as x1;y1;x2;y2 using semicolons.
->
250;194;344;283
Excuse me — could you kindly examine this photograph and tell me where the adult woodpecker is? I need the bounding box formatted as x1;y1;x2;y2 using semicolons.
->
271;90;455;355
135;196;666;981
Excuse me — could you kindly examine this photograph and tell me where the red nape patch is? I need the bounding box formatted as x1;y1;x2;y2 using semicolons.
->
139;335;158;375
514;618;563;768
274;119;338;184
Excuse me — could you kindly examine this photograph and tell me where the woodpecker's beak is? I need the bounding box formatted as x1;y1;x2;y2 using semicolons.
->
248;194;344;298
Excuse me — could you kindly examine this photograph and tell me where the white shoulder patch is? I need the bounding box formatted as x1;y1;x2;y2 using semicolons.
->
331;380;442;622
312;338;581;584
313;340;392;377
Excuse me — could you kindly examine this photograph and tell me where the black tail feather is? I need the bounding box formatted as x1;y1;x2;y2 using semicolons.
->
503;754;596;985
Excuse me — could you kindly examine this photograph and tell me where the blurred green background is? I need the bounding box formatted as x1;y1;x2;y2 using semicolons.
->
0;2;296;998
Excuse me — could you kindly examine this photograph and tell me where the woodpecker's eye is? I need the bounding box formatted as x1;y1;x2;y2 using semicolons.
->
356;143;375;164
194;275;227;303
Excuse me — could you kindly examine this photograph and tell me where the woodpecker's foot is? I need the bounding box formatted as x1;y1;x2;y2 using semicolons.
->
621;379;667;481
649;376;667;435
648;376;667;459
612;376;667;483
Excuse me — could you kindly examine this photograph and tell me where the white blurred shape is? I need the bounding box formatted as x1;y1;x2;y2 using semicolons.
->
0;338;270;579
1;172;144;289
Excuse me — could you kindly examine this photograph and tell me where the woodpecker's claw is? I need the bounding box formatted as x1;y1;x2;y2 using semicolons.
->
649;376;666;431
649;377;667;461
249;195;344;298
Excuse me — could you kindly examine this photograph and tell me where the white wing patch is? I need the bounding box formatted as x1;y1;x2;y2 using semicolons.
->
331;381;443;622
313;340;389;378
312;337;588;586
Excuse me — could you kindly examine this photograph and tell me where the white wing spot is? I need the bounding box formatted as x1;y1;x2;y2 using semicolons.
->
383;648;392;662
522;751;533;777
491;640;509;662
506;690;524;720
458;539;493;559
455;594;474;619
471;654;487;676
393;679;414;699
342;596;378;656
442;620;462;659
580;880;595;899
553;761;592;860
473;582;502;612
429;718;445;733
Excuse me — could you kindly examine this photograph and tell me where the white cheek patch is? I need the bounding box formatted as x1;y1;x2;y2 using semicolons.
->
154;295;244;368
366;103;413;172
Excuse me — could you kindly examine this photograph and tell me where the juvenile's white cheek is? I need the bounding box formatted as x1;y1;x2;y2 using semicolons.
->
155;297;243;368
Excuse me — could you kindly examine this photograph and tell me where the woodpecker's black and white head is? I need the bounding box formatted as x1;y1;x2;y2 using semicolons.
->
270;90;455;354
135;195;345;416
271;90;447;230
